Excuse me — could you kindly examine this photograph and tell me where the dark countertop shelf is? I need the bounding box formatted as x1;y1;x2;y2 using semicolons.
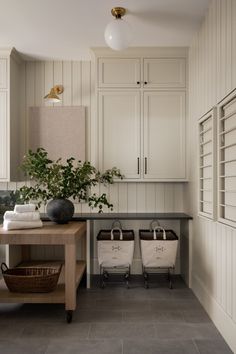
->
41;212;192;221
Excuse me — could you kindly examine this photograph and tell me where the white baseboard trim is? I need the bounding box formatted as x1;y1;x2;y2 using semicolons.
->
192;274;236;353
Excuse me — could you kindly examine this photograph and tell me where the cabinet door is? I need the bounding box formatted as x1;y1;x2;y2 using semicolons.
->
0;59;7;89
98;58;141;88
143;91;186;180
0;91;8;179
144;58;185;88
99;91;141;179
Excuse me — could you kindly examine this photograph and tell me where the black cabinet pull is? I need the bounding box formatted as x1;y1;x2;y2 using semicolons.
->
144;81;147;85
137;81;140;84
144;157;147;174
137;157;140;174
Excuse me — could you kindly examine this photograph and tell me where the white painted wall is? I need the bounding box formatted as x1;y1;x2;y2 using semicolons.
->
0;59;186;272
188;0;236;352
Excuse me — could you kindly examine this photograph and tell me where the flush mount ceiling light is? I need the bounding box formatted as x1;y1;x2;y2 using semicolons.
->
44;85;64;103
104;7;133;51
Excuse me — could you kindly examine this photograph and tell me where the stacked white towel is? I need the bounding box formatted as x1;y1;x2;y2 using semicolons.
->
3;204;43;231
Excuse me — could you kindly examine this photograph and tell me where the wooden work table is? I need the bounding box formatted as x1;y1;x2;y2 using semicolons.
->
0;221;86;323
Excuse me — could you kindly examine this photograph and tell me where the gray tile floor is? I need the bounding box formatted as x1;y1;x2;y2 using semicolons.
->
0;277;233;354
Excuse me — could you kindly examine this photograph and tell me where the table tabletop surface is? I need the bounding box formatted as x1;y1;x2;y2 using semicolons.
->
0;221;86;245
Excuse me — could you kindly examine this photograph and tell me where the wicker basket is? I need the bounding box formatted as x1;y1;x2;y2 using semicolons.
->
1;263;62;293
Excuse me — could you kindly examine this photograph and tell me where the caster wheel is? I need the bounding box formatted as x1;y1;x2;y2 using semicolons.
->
145;281;149;289
124;272;129;279
101;281;105;289
66;310;73;323
103;271;109;279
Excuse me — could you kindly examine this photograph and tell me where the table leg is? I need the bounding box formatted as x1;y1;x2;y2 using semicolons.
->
65;244;76;311
86;220;91;288
180;219;193;288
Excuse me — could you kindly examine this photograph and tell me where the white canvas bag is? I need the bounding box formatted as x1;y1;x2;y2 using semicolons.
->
98;227;134;268
140;226;178;268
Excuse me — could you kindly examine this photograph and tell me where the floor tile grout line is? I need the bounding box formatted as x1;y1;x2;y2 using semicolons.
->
192;339;201;354
87;323;92;339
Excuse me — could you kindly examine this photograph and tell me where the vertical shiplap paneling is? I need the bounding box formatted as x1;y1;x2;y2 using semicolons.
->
221;224;227;311
211;2;217;106
44;61;53;107
35;62;45;106
19;62;26;162
216;0;222;102
26;62;35;150
62;61;72;106
174;184;184;212
53;61;63;107
136;183;146;212
81;61;91;161
202;16;207;114
145;183;156;212
118;183;128;212
164;184;174;212
226;0;232;93
81;61;92;213
155;183;165;211
127;183;137;212
220;0;227;98
233;228;236;323
188;1;236;347
72;61;82;106
109;184;119;213
226;227;232;316
232;0;236;89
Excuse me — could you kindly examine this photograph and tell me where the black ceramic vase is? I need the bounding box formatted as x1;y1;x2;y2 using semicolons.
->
46;199;74;224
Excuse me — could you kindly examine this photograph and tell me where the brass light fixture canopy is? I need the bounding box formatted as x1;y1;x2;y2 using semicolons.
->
105;6;132;50
44;85;64;103
111;7;126;19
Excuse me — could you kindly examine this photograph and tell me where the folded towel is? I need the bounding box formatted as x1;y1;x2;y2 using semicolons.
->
3;220;43;231
4;211;40;222
14;204;36;213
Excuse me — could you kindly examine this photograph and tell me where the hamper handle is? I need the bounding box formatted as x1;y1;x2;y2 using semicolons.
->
150;220;160;231
1;262;8;273
153;226;166;240
111;227;123;240
111;220;122;230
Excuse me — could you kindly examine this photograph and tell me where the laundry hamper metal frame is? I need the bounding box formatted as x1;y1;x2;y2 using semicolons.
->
139;221;178;289
97;221;135;288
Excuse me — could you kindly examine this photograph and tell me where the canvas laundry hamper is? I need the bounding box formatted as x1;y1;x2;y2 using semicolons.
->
97;221;135;288
139;221;178;288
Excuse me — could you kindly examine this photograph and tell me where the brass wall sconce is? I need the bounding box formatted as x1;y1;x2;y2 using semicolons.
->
44;85;64;103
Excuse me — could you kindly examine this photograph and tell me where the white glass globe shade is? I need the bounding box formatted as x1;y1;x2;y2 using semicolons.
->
104;18;132;50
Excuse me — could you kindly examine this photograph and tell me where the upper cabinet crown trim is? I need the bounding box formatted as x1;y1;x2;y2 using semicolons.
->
91;47;188;59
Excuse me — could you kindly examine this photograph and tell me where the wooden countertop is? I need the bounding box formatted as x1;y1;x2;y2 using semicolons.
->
0;221;86;245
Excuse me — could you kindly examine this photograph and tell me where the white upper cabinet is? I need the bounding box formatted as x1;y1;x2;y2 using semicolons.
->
0;91;8;179
143;91;186;180
99;91;141;179
98;58;141;88
0;59;7;89
143;58;186;88
92;48;188;182
0;48;24;182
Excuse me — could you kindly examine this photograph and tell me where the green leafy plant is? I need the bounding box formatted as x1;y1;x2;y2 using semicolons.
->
19;148;123;212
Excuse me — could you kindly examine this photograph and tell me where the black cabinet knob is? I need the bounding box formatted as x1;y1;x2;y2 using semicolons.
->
144;81;147;85
137;81;140;84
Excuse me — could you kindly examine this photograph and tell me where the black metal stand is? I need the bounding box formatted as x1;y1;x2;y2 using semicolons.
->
143;266;175;289
100;265;131;289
